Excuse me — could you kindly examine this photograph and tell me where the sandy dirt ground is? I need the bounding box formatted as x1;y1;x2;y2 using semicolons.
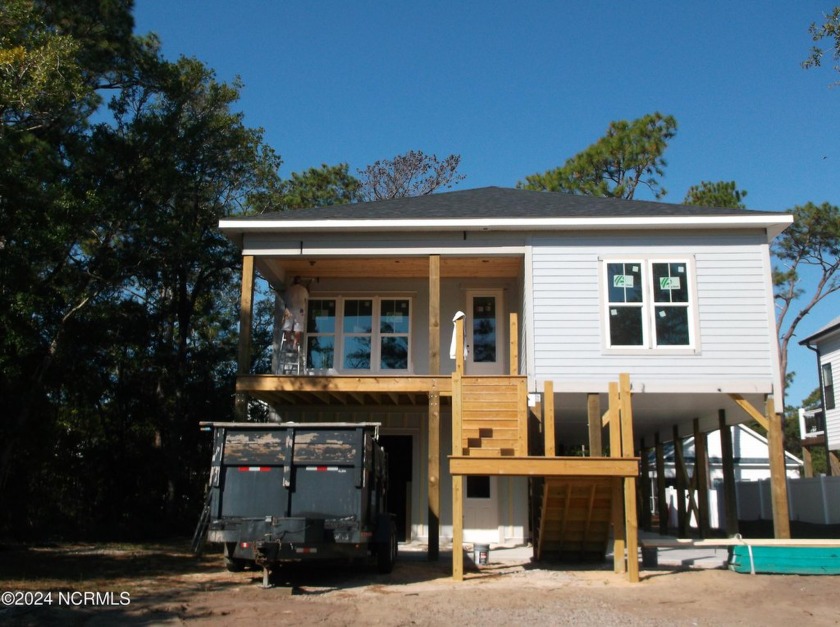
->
0;542;838;626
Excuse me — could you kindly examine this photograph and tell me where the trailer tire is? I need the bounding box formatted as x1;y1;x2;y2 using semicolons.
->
377;520;397;574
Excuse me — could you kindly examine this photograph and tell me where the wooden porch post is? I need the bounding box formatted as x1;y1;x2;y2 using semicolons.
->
802;446;814;478
655;432;667;535
451;318;465;581
766;397;791;539
608;382;625;574
718;410;739;536
428;255;441;560
693;418;711;539
587;394;602;457
544;380;555;457
235;254;255;421
619;374;639;583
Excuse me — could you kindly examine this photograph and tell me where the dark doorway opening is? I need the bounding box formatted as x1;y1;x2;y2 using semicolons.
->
379;435;412;542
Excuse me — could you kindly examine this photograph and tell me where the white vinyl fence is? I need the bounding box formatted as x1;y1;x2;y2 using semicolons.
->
663;475;840;530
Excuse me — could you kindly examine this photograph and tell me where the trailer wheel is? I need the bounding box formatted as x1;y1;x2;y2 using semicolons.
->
224;556;248;572
377;520;397;574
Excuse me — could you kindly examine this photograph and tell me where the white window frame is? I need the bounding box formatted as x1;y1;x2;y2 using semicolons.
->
600;256;700;354
305;295;413;374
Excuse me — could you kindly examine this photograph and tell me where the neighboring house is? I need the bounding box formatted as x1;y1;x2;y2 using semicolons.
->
799;315;840;475
646;425;802;530
220;187;793;567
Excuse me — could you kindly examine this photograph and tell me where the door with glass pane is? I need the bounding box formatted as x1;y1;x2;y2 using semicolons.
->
466;290;504;375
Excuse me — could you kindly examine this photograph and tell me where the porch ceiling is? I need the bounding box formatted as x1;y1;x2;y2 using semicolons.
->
256;255;522;284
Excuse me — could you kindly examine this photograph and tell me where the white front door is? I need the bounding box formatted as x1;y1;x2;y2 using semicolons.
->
466;289;504;376
462;475;501;544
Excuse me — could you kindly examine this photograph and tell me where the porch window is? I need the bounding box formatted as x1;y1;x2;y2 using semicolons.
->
306;299;336;369
305;296;411;373
603;259;695;350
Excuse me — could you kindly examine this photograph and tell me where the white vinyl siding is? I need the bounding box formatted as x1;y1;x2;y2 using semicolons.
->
529;232;777;389
819;334;840;449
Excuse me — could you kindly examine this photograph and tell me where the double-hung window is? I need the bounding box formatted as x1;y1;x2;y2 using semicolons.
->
603;259;696;351
305;296;411;372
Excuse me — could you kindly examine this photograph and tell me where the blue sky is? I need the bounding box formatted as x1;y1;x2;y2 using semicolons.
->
133;1;839;407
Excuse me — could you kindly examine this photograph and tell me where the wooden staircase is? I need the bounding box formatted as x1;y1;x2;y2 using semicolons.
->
458;376;527;457
536;477;613;561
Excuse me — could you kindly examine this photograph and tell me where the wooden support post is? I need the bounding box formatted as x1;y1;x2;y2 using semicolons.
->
427;255;440;560
693;418;711;539
766;397;791;539
452;474;464;581
509;312;518;375
673;425;688;537
802;446;814;478
235;255;255;421
428;392;440;561
718;410;739;536
639;437;652;531
544;380;555;457
830;451;840;476
451;370;464;581
655;432;667;535
618;374;639;582
587;394;602;457
608;382;625;574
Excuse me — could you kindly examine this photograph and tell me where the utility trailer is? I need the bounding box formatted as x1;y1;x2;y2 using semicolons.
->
194;422;397;580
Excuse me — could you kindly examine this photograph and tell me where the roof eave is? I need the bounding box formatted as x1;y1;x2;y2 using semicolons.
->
219;214;794;237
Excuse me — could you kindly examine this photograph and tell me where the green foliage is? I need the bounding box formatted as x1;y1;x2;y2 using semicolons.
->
517;112;677;200
773;202;840;403
683;180;747;209
0;1;282;539
276;163;360;210
803;6;840;82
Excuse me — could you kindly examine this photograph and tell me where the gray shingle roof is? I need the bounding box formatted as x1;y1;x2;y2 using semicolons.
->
238;186;783;221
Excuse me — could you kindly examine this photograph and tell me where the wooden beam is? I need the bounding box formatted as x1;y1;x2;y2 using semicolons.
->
693;418;711;539
766;397;791;539
655;432;667;535
729;393;770;430
428;391;440;561
235;254;255;420
448;455;640;477
544;381;555;457
718;410;739;536
587;394;602;457
831;451;840;476
237;375;453;395
509;313;518;375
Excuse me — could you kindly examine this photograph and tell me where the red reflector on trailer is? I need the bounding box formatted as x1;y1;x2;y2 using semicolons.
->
238;466;270;472
295;547;317;554
241;542;250;548
305;466;338;472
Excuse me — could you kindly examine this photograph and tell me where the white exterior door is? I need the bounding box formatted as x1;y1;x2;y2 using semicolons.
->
466;289;504;376
462;475;501;544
